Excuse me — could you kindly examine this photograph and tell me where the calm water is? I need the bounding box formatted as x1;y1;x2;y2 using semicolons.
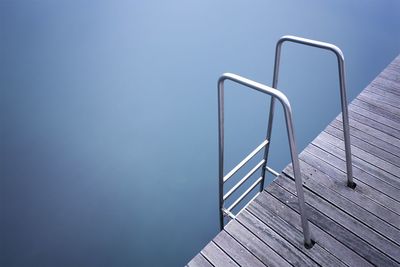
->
1;1;399;266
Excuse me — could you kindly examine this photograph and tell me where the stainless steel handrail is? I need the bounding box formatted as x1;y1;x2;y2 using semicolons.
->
263;35;355;188
218;73;312;247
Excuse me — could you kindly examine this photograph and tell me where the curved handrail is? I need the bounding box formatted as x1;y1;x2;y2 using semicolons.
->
263;35;355;188
218;73;313;247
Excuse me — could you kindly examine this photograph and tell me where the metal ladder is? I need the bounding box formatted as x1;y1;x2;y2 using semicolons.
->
218;35;354;248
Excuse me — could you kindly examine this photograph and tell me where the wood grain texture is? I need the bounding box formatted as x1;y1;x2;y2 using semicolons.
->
188;54;400;267
187;253;212;267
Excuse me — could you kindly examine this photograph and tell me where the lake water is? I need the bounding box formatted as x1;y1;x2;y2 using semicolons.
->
1;1;399;266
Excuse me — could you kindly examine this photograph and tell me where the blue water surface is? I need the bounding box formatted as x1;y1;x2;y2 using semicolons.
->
1;1;399;266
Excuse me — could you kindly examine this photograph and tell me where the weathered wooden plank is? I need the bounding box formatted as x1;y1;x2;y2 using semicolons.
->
307;134;400;220
386;64;400;73
304;141;399;201
274;177;400;263
267;181;400;266
332;119;400;157
376;66;400;78
375;70;400;81
313;132;400;184
318;131;400;178
378;63;400;74
224;220;291;267
352;98;400;124
247;201;360;267
326;124;400;169
378;72;400;85
307;140;400;199
283;156;400;245
252;192;371;267
201;241;238;266
373;65;400;77
365;86;400;107
358;94;400;117
336;114;400;149
376;70;400;83
348;103;400;133
236;210;319;267
348;107;400;138
338;119;400;152
312;135;400;190
370;82;400;98
187;253;213;267
386;65;400;75
388;56;400;66
300;148;400;211
361;91;400;113
371;77;400;95
213;230;266;267
189;55;400;267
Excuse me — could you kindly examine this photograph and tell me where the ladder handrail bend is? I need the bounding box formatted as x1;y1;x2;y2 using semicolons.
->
218;73;313;247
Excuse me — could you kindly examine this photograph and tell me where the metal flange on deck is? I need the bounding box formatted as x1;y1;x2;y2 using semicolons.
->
217;35;354;249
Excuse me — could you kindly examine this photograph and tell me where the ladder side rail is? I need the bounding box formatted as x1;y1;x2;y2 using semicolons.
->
273;35;355;188
218;73;312;247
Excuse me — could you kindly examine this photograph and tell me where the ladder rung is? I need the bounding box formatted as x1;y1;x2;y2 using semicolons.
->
221;208;236;219
223;139;269;183
223;159;265;201
227;176;263;212
265;166;280;177
237;191;260;215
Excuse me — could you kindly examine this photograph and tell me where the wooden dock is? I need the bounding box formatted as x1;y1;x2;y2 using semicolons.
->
187;54;400;267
